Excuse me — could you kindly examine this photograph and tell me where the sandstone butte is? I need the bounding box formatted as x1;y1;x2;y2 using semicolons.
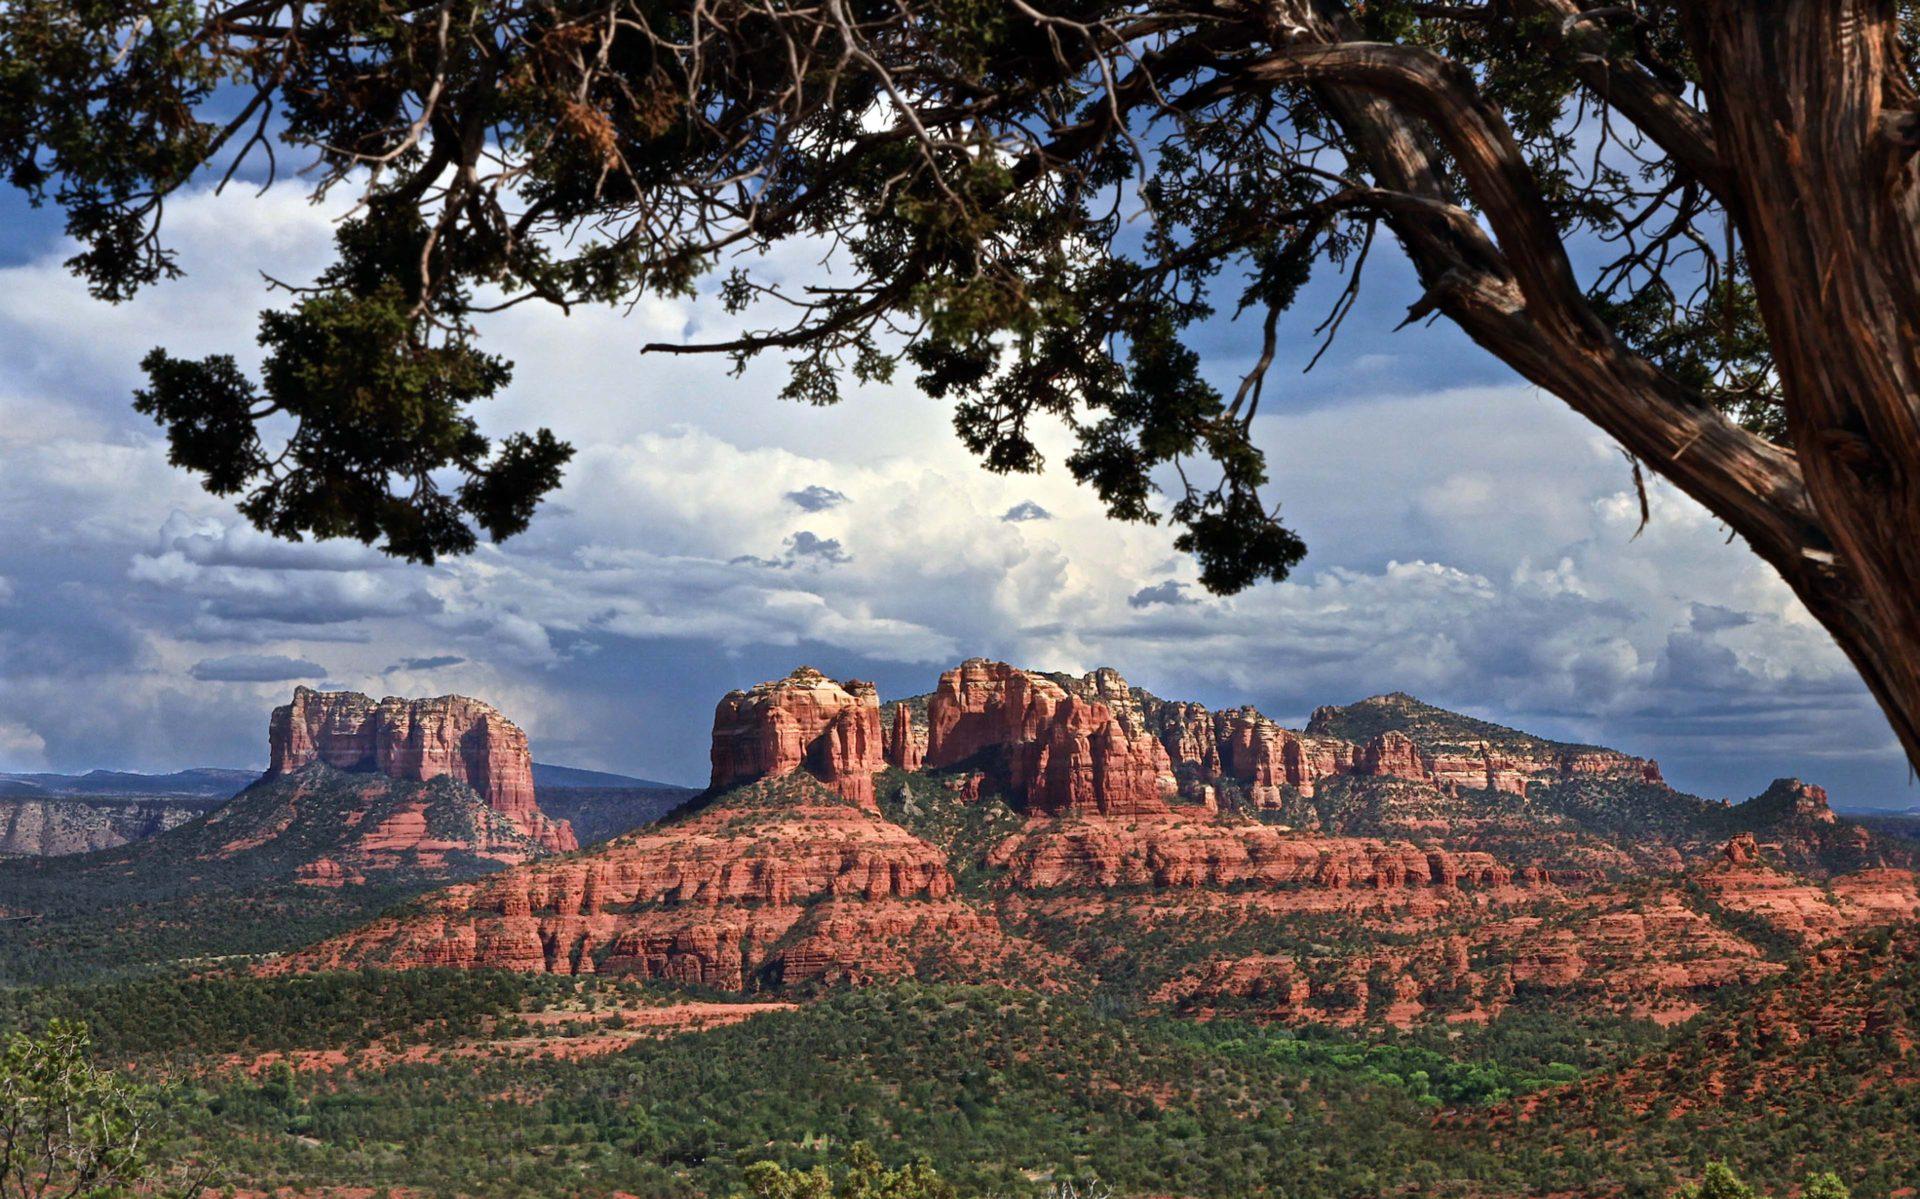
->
269;686;576;852
710;668;887;810
717;659;1668;820
278;774;1070;990
281;660;1920;1029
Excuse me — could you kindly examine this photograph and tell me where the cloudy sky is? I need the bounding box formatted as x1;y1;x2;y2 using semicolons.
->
0;183;1908;809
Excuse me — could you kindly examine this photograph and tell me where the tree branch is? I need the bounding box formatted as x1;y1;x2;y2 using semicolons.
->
1511;0;1734;205
1235;9;1846;621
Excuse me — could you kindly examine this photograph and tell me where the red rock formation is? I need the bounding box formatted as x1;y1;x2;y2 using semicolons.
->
1209;708;1354;803
1155;954;1313;1016
1751;778;1838;824
279;775;1067;989
923;659;1060;765
1154;937;1480;1027
884;704;925;771
268;687;574;852
1549;749;1663;784
987;812;1528;892
1359;731;1428;782
277;661;1905;1033
1151;700;1221;777
295;857;365;888
1694;834;1920;945
711;668;886;809
1523;926;1920;1128
922;660;1174;816
1483;896;1785;1023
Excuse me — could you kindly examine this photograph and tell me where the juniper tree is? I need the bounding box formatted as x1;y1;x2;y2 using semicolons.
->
7;2;1920;766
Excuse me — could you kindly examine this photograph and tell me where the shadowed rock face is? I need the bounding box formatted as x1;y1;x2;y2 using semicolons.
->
884;703;925;771
268;687;575;852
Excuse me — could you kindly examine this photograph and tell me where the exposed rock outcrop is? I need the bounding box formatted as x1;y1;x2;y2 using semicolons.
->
715;663;1683;822
710;668;887;809
883;703;926;771
922;659;1175;816
1741;777;1838;825
1695;833;1920;945
1208;707;1354;803
269;687;573;852
1519;924;1920;1130
284;659;1913;1033
1484;896;1785;1022
221;766;562;878
988;813;1524;892
280;774;1066;990
0;797;210;857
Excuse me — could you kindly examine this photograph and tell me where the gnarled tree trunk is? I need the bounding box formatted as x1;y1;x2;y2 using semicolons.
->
1680;0;1920;773
1276;0;1920;775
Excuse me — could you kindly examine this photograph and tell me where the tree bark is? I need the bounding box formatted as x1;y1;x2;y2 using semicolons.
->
1249;0;1920;777
1682;1;1920;774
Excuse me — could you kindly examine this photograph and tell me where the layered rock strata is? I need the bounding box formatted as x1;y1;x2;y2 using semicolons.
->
281;660;1919;1031
716;660;1669;818
921;659;1176;816
269;688;574;851
281;775;1065;989
0;797;207;857
711;668;887;809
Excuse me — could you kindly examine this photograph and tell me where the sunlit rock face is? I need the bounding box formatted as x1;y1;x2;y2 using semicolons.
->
281;662;1920;1031
921;658;1175;817
269;687;574;852
710;668;887;810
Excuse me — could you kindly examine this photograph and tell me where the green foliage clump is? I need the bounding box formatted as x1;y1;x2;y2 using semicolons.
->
0;969;562;1062
1677;1161;1850;1199
738;1143;956;1199
0;1020;190;1197
875;769;1022;893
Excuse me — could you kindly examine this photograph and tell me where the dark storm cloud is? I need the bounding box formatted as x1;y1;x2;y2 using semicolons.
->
189;653;327;682
201;584;444;625
1128;581;1194;609
784;484;849;512
729;530;852;569
1690;603;1756;633
786;531;850;563
389;655;465;671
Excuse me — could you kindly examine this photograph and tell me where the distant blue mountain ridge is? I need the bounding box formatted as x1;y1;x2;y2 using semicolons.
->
0;762;694;801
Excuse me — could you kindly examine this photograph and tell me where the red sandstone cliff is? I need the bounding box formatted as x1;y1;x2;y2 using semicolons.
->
883;703;926;771
921;659;1175;816
710;668;887;809
269;687;575;852
279;773;1067;989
